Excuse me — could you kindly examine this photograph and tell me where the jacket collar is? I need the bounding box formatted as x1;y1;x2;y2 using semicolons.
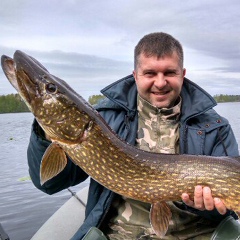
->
180;78;217;121
101;74;137;118
101;74;217;122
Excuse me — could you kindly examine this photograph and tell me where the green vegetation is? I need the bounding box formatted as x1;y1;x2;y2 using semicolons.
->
88;94;105;105
0;93;106;113
213;94;240;103
18;176;31;181
0;94;29;113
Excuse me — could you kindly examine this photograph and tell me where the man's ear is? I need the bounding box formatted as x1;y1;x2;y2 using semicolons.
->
182;68;186;78
133;70;137;81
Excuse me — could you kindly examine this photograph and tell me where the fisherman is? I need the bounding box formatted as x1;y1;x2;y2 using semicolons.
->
27;32;240;239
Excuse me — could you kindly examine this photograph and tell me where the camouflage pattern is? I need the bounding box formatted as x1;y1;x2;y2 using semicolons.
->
105;95;216;239
136;95;181;154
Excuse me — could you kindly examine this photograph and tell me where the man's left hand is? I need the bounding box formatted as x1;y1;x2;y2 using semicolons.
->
181;185;227;215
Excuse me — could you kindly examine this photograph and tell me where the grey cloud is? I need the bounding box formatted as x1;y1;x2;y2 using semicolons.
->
26;49;133;79
0;47;132;99
187;71;240;96
1;0;240;98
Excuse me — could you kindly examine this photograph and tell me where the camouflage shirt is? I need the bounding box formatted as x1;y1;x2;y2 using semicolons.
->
105;95;215;240
136;94;181;154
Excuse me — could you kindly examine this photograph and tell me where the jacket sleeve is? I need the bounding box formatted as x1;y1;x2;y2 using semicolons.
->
184;117;239;222
27;119;88;195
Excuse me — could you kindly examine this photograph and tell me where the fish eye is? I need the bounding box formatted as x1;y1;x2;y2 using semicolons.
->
46;83;57;93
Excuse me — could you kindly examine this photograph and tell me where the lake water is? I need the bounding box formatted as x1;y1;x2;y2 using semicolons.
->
214;102;240;146
0;112;89;240
0;102;239;240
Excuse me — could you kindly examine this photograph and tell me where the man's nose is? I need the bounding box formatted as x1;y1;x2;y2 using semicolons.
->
154;74;167;88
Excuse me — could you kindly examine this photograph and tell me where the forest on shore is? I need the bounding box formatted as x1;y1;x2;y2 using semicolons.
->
213;94;240;103
0;93;239;113
0;94;29;113
0;94;106;113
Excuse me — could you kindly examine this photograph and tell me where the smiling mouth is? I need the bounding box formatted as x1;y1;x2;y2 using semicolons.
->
152;91;170;95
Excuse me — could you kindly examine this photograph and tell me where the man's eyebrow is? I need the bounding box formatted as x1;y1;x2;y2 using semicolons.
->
165;69;177;72
142;68;155;72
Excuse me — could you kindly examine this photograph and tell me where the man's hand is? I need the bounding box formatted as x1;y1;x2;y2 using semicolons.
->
181;185;227;215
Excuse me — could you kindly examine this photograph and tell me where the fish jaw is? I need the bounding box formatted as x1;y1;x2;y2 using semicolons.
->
1;53;45;113
1;55;20;92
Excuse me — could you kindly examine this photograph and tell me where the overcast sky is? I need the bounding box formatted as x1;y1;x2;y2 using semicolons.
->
1;0;240;100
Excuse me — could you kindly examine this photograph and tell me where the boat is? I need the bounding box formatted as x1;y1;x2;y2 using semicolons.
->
30;186;240;240
30;186;88;240
0;223;10;240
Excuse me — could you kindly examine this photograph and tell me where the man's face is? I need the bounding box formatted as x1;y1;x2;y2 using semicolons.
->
133;52;186;108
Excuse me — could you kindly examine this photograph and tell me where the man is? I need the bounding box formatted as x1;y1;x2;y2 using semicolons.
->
27;32;239;239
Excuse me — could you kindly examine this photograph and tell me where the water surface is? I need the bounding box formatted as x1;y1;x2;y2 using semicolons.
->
0;113;88;240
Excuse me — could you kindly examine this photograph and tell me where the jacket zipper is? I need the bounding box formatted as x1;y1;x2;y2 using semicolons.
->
97;191;116;228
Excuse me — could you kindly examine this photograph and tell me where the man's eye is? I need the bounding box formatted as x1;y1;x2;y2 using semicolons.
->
165;71;176;76
144;72;155;77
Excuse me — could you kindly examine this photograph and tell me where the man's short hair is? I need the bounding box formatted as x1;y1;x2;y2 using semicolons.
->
134;32;184;69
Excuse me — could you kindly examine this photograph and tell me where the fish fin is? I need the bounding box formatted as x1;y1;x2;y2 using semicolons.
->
40;143;67;185
150;202;172;238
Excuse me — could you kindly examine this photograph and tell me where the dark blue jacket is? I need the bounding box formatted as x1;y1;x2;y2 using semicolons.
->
27;75;239;239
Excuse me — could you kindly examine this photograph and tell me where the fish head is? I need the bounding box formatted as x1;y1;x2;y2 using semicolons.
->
1;50;93;143
1;51;55;112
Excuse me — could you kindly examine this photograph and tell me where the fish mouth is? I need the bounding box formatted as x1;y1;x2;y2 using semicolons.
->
1;55;19;91
1;51;49;108
1;56;33;107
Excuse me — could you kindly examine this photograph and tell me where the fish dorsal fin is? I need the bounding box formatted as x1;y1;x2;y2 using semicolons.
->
150;201;172;238
40;142;67;185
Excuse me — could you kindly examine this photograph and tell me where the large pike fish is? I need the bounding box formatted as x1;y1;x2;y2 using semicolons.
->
1;51;240;238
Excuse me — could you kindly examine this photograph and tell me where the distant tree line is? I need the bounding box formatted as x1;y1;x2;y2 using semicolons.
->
0;93;106;113
1;93;239;114
0;94;29;113
213;94;240;103
88;94;105;105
